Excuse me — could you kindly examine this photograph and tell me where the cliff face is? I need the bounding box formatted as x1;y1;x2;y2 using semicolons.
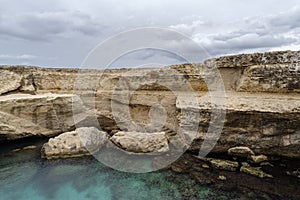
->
0;50;299;158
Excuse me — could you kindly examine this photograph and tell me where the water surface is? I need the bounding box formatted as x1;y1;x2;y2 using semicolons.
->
0;146;237;200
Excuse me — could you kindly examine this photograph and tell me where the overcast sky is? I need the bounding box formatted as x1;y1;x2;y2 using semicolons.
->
0;0;300;68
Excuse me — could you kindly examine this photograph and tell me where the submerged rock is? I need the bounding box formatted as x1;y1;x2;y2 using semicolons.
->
23;145;37;150
286;169;300;178
41;127;108;159
249;155;268;163
240;162;273;178
217;175;227;181
110;131;169;154
207;158;239;171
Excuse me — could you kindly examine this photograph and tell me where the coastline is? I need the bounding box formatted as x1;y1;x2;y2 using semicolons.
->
0;50;299;199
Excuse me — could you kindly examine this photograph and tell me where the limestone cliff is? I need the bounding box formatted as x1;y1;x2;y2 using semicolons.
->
0;50;299;159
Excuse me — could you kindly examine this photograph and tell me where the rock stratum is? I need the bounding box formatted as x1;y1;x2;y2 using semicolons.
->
1;50;300;199
0;50;299;159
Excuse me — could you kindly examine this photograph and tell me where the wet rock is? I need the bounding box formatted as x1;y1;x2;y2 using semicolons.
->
286;169;300;178
249;155;268;163
218;175;227;181
41;127;108;159
11;148;21;153
202;164;210;169
170;154;194;173
23;145;37;150
260;162;274;167
240;162;273;178
110;131;169;154
228;146;254;158
207;158;239;171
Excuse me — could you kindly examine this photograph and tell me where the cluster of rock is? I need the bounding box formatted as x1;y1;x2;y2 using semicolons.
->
41;127;170;159
169;146;271;178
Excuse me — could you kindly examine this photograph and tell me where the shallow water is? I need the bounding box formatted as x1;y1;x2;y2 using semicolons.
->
0;147;238;200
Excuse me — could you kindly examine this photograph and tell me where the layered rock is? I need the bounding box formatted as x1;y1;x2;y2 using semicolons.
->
41;127;108;159
0;93;89;141
0;50;299;160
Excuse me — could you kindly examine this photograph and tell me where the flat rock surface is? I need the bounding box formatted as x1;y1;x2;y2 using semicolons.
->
178;91;300;113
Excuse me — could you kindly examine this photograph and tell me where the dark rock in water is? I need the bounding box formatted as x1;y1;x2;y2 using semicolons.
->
23;145;37;150
207;158;239;171
240;162;273;178
170;153;300;199
249;154;268;163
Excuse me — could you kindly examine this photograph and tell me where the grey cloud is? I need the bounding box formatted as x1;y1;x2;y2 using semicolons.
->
171;6;300;57
0;11;102;41
203;34;297;55
110;48;187;68
1;0;300;67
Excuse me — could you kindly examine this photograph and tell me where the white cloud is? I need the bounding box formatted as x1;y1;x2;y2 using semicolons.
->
0;54;37;60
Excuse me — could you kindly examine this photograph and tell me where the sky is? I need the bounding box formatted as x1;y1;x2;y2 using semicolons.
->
0;0;300;68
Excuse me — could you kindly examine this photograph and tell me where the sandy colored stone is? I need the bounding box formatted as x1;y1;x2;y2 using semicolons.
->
110;131;169;153
41;127;108;159
0;93;90;141
0;70;22;94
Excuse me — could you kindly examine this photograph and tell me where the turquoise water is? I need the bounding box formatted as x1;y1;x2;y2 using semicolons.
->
0;148;237;200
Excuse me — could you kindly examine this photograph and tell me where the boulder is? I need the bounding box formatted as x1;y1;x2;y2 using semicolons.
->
0;70;22;94
110;131;169;153
228;146;255;158
41;127;108;159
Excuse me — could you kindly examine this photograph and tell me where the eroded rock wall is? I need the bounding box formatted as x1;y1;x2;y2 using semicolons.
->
0;50;299;158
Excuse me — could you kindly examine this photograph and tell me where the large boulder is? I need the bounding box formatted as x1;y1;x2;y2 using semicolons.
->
41;127;108;159
110;131;169;153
